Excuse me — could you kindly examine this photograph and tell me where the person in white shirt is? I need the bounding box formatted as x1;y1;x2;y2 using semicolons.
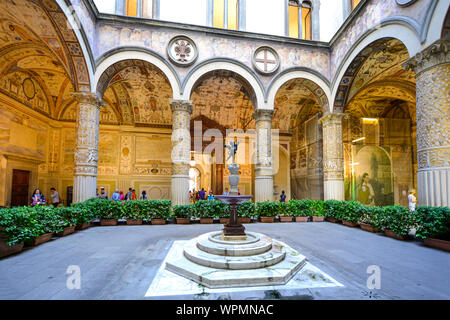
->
50;187;60;206
408;189;417;211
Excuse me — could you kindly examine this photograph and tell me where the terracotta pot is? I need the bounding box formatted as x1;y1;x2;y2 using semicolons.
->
326;217;340;223
75;222;91;230
100;219;118;226
200;218;214;224
219;218;230;224
151;218;166;225
342;220;358;227
279;216;293;222
238;217;251;224
260;216;275;223
424;238;450;252
126;219;143;225
176;218;191;224
295;216;309;222
312;216;325;222
384;229;409;240
56;225;76;237
360;222;379;233
26;233;53;246
0;232;24;258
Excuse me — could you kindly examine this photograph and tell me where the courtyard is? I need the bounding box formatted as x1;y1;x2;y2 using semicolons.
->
1;222;449;300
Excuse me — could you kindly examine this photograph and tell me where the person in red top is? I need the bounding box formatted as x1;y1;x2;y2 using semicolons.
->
132;189;137;200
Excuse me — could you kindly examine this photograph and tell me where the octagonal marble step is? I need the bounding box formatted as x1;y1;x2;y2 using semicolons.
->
184;238;285;270
196;232;273;257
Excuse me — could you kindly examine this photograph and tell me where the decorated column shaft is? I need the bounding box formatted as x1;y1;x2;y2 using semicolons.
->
72;92;102;203
403;40;450;207
254;109;275;202
319;113;346;201
171;99;193;206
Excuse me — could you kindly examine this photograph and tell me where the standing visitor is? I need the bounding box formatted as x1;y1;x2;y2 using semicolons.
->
132;189;137;200
194;190;199;203
207;190;215;201
30;189;46;206
125;188;133;200
223;188;230;196
119;190;125;201
111;189;121;201
199;188;206;200
140;190;148;200
408;189;417;211
96;188;99;197
280;190;286;203
50;187;60;207
99;187;108;199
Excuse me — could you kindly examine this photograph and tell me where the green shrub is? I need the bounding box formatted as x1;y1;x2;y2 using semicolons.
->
288;199;313;217
358;205;383;228
324;200;345;220
70;202;95;225
256;202;279;217
121;200;144;220
312;200;325;216
146;200;172;219
54;207;78;231
414;206;450;240
237;201;255;218
0;207;39;245
194;200;226;218
342;201;363;222
378;205;414;236
32;205;62;234
173;204;194;219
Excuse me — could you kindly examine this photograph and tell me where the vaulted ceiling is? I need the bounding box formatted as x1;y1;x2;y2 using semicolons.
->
0;0;91;120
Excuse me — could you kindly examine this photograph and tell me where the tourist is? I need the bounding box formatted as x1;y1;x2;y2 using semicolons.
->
207;190;215;201
223;188;229;196
194;190;199;203
280;190;286;203
132;189;137;200
98;187;108;199
125;188;133;200
140;190;148;200
96;188;99;198
30;189;46;206
111;189;121;201
50;187;60;207
119;190;125;201
408;189;417;212
199;188;206;200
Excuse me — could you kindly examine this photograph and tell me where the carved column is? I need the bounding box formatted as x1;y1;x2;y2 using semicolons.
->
72;92;102;203
171;100;193;206
254;109;275;202
403;40;450;207
319;113;346;201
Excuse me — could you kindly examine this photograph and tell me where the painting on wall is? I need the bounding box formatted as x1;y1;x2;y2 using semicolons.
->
347;145;394;206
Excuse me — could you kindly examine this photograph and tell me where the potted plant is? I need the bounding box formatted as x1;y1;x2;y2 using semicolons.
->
324;200;344;223
278;202;293;222
380;205;414;240
54;207;77;237
194;200;220;224
150;200;172;225
25;206;56;246
71;202;93;230
219;203;230;224
123;200;143;225
256;202;278;223
289;200;311;222
414;206;450;252
237;201;255;224
341;201;361;227
359;206;382;232
311;200;325;222
0;207;33;257
98;199;122;226
173;204;193;224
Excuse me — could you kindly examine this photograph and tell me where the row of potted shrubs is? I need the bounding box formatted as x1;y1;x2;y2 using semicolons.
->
1;198;449;257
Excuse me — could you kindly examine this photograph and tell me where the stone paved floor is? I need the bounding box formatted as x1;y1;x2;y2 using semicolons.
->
0;222;449;300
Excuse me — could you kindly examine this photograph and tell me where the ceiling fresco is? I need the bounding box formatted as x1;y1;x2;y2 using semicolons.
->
273;78;325;132
190;73;255;130
0;0;91;120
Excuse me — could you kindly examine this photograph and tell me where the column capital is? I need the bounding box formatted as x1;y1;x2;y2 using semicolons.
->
72;92;103;107
402;39;450;75
170;99;193;114
318;112;348;125
253;109;275;121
